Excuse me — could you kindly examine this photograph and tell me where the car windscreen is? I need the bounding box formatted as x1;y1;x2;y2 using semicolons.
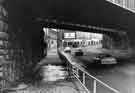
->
98;54;111;58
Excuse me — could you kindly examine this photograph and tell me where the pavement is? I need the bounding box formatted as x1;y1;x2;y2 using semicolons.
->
6;47;87;93
39;48;62;65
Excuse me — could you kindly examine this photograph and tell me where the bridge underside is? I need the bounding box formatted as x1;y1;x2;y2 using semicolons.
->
9;0;135;59
10;0;135;31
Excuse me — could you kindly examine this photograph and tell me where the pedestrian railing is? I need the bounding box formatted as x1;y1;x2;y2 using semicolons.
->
60;51;120;93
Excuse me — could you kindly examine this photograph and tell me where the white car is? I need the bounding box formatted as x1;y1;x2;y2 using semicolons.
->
93;53;117;64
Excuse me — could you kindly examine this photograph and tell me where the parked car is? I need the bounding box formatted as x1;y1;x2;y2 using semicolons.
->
93;53;117;64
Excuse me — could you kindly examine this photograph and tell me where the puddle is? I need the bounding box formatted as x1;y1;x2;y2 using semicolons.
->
41;64;68;82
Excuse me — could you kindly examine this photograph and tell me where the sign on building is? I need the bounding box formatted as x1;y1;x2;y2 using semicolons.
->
64;32;75;39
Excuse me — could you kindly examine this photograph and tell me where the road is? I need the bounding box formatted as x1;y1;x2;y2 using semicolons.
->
74;47;135;93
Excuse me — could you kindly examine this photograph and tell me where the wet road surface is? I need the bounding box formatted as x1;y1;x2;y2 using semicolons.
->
75;55;135;93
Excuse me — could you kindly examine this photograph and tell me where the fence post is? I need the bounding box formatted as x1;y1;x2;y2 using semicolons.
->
76;68;79;78
93;80;97;93
83;73;85;85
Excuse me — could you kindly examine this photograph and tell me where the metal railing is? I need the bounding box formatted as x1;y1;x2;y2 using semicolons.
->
61;51;120;93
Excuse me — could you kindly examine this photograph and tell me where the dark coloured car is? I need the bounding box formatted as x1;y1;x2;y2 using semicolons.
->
72;48;84;56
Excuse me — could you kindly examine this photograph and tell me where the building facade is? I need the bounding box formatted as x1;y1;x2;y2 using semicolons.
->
106;0;135;12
